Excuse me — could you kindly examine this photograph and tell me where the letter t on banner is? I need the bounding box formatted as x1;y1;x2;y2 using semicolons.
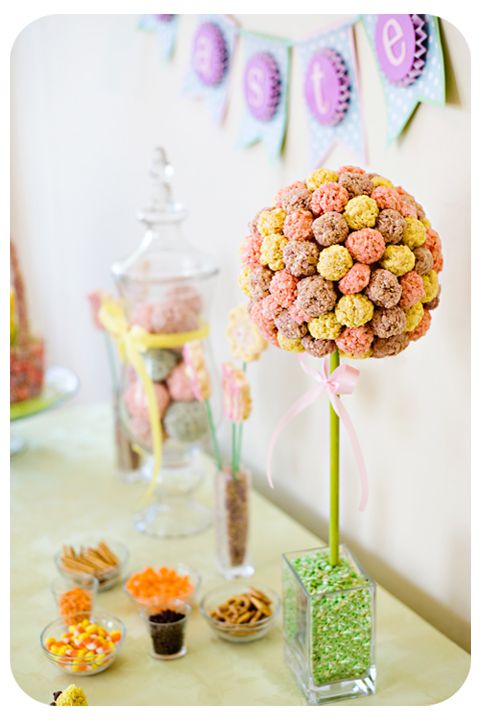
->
238;34;291;159
298;20;366;166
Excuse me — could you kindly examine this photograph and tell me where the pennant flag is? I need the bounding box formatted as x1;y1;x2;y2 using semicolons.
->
237;34;291;159
138;15;179;61
183;15;238;125
362;14;445;141
298;21;366;166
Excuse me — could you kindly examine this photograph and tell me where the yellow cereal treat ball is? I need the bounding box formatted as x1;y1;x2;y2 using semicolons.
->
403;216;427;249
421;270;439;303
343;195;379;230
260;233;287;271
55;685;88;706
257;208;287;237
308;313;342;340
335;294;374;328
405;301;424;332
379;244;415;276
306;167;338;191
238;268;252;297
421;217;431;228
277;333;304;353
317;245;353;281
370;175;394;188
339;349;373;360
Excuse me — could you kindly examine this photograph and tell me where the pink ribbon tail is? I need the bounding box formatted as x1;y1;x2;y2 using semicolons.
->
266;384;324;488
266;356;369;511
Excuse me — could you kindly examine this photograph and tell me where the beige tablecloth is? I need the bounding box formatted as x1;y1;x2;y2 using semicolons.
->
10;404;470;706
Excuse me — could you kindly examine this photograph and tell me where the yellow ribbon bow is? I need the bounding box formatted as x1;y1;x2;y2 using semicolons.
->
99;297;209;499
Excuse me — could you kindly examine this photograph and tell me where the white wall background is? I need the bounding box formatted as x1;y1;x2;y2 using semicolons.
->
11;15;470;650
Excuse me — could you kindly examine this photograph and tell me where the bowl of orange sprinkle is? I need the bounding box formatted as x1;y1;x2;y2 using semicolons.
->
124;564;200;613
51;576;99;626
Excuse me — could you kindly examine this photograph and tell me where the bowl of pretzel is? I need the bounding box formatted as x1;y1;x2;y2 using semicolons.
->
55;539;128;592
200;583;280;643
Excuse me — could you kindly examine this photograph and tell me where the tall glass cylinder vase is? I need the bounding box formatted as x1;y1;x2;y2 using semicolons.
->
282;544;376;705
215;466;254;579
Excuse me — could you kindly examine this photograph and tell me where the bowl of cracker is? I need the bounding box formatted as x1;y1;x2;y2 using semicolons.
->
55;539;128;592
200;583;280;643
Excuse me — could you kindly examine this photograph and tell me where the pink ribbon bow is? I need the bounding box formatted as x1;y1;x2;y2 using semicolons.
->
266;355;369;511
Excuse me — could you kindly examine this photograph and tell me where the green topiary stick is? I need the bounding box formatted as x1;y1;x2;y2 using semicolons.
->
329;349;340;566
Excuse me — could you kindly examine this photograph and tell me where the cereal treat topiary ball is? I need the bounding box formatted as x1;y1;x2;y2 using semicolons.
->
239;165;442;359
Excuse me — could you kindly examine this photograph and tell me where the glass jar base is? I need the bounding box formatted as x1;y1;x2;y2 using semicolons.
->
285;645;376;705
217;562;255;580
150;646;187;661
133;498;211;538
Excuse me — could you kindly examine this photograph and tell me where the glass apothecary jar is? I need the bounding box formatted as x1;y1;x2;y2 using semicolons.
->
282;545;376;705
111;148;219;538
214;466;254;579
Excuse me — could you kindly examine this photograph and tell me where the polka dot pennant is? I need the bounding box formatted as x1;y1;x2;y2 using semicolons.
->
238;34;291;160
183;15;238;125
362;15;446;142
298;23;367;168
138;14;179;62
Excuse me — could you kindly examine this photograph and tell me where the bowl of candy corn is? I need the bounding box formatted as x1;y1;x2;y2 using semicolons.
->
124;563;201;613
40;612;125;675
55;539;128;591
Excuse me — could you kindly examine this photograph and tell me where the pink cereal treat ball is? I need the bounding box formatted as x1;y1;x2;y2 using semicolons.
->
399;271;425;309
336;325;374;357
269;269;298;308
345;229;385;264
338;263;370;295
310;183;349;214
283;209;314;242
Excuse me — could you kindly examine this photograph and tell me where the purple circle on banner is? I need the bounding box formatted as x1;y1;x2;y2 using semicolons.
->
192;22;228;87
304;49;349;126
155;14;175;22
243;52;281;122
375;15;419;85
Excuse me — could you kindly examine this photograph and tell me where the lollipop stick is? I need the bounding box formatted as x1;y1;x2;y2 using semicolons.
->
329;349;340;566
205;399;222;470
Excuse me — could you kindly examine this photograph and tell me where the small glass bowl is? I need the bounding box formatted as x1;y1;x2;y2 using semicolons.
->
142;599;192;660
54;539;129;591
200;583;280;643
40;611;126;676
124;563;201;614
51;575;99;625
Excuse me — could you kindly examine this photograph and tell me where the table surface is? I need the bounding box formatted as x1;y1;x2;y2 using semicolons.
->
10;404;470;706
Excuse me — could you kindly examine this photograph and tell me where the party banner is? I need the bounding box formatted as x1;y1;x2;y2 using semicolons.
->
138;14;179;61
298;20;366;167
362;14;445;142
238;34;290;159
183;14;238;125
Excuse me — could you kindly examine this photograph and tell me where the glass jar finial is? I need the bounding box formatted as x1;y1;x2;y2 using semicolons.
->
137;146;187;226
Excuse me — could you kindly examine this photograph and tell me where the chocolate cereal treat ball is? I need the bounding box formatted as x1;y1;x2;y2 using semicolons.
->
301;335;336;358
312;212;350;247
365;269;401;308
274;309;307;339
296;276;337;318
371;307;407;338
413;245;433;275
239;165;443;357
338;172;374;198
248;266;273;300
372;333;410;358
375;209;405;244
283;240;319;277
280;184;312;212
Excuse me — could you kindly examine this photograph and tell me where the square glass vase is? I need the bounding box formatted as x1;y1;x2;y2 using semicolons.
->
282;544;376;705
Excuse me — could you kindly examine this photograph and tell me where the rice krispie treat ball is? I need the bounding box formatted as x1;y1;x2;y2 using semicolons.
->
239;165;443;359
